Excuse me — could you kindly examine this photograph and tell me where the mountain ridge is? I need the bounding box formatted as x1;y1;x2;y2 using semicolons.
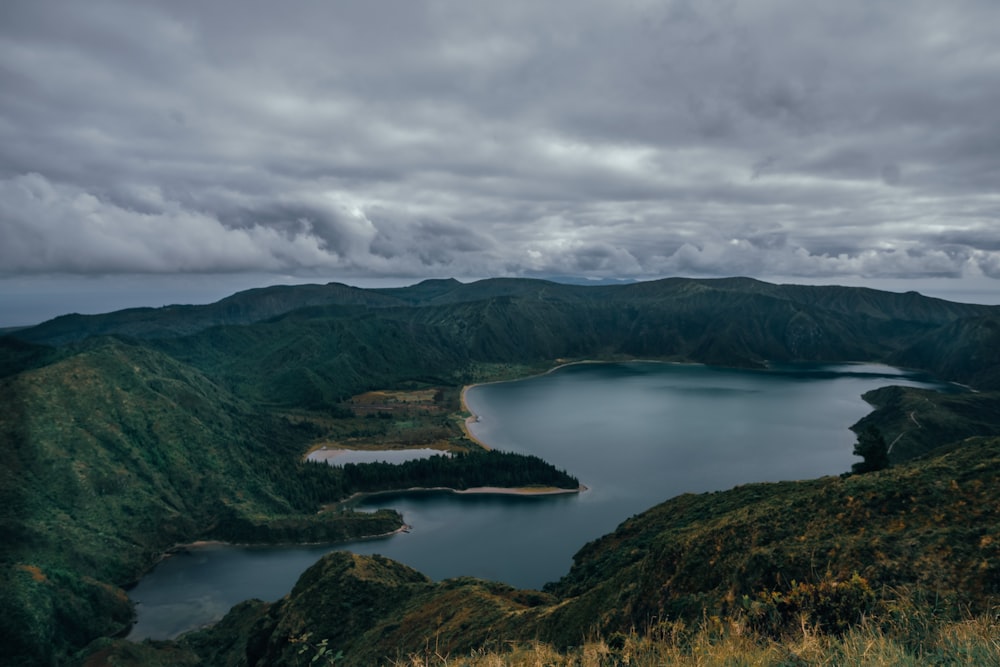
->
15;276;994;347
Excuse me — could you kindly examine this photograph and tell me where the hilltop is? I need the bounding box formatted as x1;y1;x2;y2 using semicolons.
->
2;276;999;665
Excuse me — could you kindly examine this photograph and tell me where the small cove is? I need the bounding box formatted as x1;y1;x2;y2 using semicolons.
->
128;361;957;640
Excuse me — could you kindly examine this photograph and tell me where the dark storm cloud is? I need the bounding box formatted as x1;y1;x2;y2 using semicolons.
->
1;0;999;289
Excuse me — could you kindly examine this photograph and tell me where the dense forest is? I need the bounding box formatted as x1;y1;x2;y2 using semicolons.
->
339;450;579;494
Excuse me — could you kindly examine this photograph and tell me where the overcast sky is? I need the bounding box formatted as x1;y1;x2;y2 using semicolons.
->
2;1;999;325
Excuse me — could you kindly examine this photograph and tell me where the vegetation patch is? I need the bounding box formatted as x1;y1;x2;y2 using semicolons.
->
347;388;447;416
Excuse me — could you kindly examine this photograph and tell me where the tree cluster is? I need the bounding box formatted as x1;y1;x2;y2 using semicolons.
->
340;450;580;493
852;425;890;474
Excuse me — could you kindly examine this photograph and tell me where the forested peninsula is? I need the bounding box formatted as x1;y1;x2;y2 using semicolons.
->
2;276;999;665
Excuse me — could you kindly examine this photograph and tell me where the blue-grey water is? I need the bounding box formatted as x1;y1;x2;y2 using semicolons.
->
128;362;955;639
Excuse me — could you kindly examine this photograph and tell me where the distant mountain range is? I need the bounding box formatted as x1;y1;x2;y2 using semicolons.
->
2;276;999;665
12;276;1000;395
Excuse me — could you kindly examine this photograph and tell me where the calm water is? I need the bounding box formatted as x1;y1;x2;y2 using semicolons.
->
129;362;954;639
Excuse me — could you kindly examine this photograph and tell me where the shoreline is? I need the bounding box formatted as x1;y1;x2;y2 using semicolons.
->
459;359;600;448
154;479;587;564
460;357;689;449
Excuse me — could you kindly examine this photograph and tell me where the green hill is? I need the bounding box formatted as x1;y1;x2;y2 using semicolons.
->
4;276;1000;665
12;282;407;345
108;278;997;411
853;385;1000;461
0;339;408;664
891;314;1000;390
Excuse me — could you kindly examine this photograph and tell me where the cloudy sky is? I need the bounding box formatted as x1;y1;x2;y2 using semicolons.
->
2;1;999;325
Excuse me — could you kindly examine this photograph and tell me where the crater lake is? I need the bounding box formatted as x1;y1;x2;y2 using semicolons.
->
128;361;957;639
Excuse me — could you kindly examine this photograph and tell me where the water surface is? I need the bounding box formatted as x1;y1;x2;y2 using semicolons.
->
129;361;954;639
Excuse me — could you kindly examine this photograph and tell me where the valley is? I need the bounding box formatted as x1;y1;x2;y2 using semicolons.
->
2;276;999;665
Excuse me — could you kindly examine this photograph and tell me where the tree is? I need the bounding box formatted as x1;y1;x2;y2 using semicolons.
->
851;425;889;474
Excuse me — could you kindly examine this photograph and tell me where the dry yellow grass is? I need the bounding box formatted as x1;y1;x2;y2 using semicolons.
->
383;611;1000;667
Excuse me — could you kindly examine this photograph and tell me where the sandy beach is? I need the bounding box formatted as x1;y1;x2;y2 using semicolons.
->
455;485;585;495
338;483;584;508
459;386;492;450
459;359;626;450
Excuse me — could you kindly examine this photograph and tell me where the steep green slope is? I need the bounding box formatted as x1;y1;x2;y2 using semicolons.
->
689;277;989;323
151;308;475;407
102;436;1000;666
16;277;995;350
0;339;398;666
891;314;1000;390
0;335;62;378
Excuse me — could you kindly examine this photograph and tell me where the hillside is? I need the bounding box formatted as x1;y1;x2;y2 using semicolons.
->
3;276;1000;665
111;278;1000;411
0;339;405;664
12;282;408;345
15;275;994;342
853;385;1000;461
890;314;1000;390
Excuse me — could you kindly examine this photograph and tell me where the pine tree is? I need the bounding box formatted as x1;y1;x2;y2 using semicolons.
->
851;425;890;473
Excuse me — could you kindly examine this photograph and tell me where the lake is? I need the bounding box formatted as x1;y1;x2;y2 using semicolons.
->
128;361;955;639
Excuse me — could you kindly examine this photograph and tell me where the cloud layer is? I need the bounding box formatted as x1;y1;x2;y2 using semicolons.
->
2;0;999;285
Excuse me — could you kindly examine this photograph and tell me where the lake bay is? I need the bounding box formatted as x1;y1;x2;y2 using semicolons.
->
128;361;954;639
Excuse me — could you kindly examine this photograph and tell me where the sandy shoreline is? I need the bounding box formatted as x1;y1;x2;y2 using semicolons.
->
460;358;679;449
459;387;491;450
459;359;591;448
458;359;663;487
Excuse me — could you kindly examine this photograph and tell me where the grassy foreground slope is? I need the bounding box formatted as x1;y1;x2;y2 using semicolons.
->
541;437;1000;636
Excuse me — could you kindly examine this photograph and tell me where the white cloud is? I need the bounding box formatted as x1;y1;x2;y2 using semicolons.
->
0;0;997;295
